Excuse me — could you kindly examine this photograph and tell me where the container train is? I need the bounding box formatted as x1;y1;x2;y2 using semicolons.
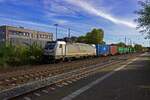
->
43;41;136;61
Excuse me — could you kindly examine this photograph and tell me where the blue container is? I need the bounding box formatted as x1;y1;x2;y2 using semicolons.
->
96;44;110;56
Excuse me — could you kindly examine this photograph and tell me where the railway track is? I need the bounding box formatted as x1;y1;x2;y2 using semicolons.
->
0;57;110;91
0;54;127;91
0;53;139;100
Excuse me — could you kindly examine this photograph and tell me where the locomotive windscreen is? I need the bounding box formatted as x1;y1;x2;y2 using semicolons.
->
45;42;56;49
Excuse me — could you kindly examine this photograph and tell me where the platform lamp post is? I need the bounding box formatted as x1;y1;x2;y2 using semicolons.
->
54;24;58;41
124;36;127;46
68;28;71;38
128;38;132;46
149;39;150;48
149;40;150;48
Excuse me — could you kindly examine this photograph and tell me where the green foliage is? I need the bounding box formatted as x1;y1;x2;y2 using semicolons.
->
77;28;104;44
28;43;43;64
102;41;106;44
0;44;16;66
116;42;126;47
0;43;43;67
136;0;150;38
134;44;143;51
127;45;133;48
77;36;87;43
86;28;104;44
13;45;30;65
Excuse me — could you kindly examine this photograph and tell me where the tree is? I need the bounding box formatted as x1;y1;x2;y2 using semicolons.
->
59;36;78;43
136;0;150;38
77;36;87;43
134;44;143;51
76;28;104;44
116;42;126;47
28;43;43;64
70;36;78;42
86;28;104;44
102;41;106;44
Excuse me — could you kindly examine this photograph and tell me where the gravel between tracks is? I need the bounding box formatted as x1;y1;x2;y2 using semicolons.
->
0;54;138;92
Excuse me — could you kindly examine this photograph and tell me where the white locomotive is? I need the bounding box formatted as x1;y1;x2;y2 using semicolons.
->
44;41;96;60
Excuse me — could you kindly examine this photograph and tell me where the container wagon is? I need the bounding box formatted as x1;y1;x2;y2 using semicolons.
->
96;44;110;56
124;47;128;53
109;45;118;55
129;47;135;53
118;47;125;54
129;47;132;53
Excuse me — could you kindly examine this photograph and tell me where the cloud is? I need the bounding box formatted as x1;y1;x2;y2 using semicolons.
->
65;0;137;28
43;0;80;18
53;19;69;25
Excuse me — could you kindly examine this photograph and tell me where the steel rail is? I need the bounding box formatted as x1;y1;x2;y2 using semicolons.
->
0;58;128;100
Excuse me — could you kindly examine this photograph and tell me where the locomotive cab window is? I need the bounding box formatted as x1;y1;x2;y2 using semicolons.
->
45;42;56;49
59;44;63;48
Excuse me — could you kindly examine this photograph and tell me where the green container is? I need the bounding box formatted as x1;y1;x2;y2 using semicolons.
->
125;47;130;53
132;48;136;52
129;47;136;53
118;47;125;54
124;48;127;53
129;47;132;53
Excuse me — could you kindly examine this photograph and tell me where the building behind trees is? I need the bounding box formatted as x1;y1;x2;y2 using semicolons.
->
0;25;53;47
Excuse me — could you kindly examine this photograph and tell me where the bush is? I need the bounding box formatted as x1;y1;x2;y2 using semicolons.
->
0;43;43;67
0;44;16;66
28;43;43;64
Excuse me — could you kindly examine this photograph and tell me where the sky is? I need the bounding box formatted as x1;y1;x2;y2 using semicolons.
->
0;0;149;46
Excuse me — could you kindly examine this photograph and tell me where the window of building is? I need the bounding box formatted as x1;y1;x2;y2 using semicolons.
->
25;33;29;37
42;34;44;38
11;32;14;35
35;34;37;38
17;32;21;35
39;34;41;38
31;34;33;38
9;30;16;35
46;35;48;39
23;32;26;36
18;32;23;36
0;30;4;40
26;33;30;36
37;34;39;38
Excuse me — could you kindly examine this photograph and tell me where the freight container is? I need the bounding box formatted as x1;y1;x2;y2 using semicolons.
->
96;44;110;56
126;47;130;53
129;47;132;53
109;45;118;55
118;47;125;54
124;47;129;53
127;48;130;53
129;47;135;53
